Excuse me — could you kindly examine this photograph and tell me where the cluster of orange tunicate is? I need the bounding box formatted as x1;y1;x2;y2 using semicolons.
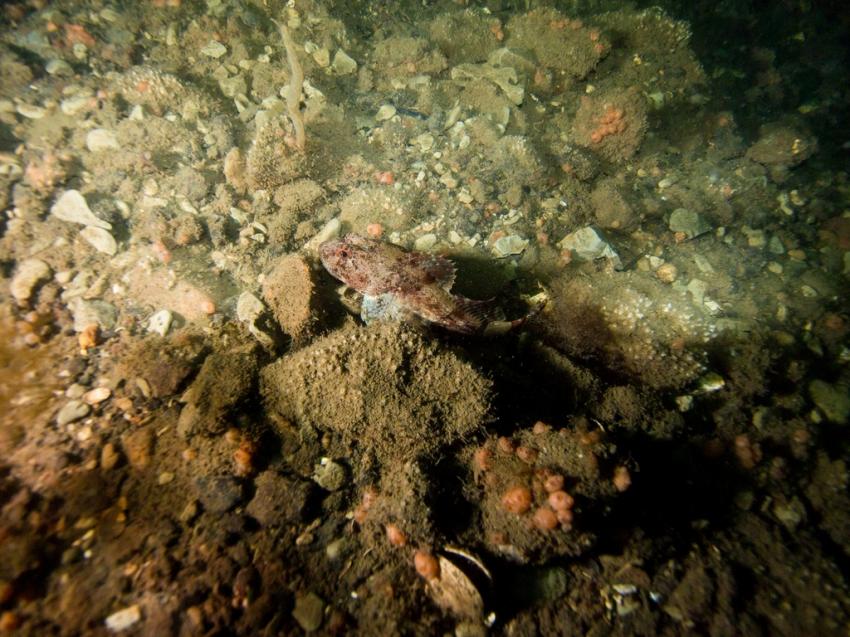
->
225;428;257;477
501;467;576;532
413;550;440;581
352;486;379;524
550;17;584;30
476;428;577;533
502;486;532;514
385;523;407;547
734;434;762;470
534;468;575;531
590;105;627;144
78;323;99;354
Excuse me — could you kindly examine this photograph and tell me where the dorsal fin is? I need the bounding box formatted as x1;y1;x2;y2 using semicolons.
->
402;252;456;289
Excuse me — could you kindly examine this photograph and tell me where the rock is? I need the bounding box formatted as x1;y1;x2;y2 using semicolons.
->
375;104;397;121
45;59;73;76
83;387;112;405
331;49;357;74
292;592;324;632
122;427;154;470
236;292;276;348
236;292;264;325
312;459;347;491
16;103;46;119
591;179;636;230
655;263;678;284
669;208;711;239
558;226;621;267
147;309;173;337
66;384;86;399
200;40;227;58
261;323;491;462
70;298;118;332
177;350;258;437
686;278;708;305
261;255;318;343
194;476;243;513
809;379;850;424
119;336;205;399
61;95;91;116
85;128;120;152
746;122;816;168
10;258;52;304
105;605;141;632
303;217;340;254
492;234;528;257
80;226;118;255
51;190;112;230
451;62;524;105
311;47;330;67
414;233;438;251
218;74;246;98
246;471;312;526
179;500;199;524
742;226;766;248
56;400;91;426
100;443;120;470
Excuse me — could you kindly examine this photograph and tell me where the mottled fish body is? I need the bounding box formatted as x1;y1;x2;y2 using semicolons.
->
320;234;534;335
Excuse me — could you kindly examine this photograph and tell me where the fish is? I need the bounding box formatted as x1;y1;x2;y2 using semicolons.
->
319;233;541;335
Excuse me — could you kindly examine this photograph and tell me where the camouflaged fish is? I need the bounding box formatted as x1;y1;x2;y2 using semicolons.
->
319;233;541;335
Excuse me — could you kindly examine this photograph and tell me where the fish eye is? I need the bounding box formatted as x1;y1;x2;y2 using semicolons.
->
339;248;349;258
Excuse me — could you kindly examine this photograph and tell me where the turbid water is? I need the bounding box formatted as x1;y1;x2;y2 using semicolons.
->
0;0;849;634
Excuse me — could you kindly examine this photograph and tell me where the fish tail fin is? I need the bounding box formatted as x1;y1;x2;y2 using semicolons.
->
481;291;550;337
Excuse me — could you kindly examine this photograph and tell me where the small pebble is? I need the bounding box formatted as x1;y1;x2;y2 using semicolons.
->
492;234;528;257
10;258;52;304
331;49;357;74
66;384;87;399
56;400;91;426
61;95;92;116
375;104;396;121
200;40;227;58
16;103;46;119
179;500;199;523
105;605;142;632
83;387;112;405
46;59;73;76
51;190;112;230
81;226;118;255
85;128;120;152
148;309;173;336
414;234;437;251
101;443;119;470
312;458;346;491
668;208;711;239
655;262;677;283
292;592;325;632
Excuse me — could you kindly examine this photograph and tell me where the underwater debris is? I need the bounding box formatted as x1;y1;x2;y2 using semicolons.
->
277;21;306;152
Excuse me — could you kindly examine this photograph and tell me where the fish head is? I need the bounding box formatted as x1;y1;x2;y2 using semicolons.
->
319;234;379;291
